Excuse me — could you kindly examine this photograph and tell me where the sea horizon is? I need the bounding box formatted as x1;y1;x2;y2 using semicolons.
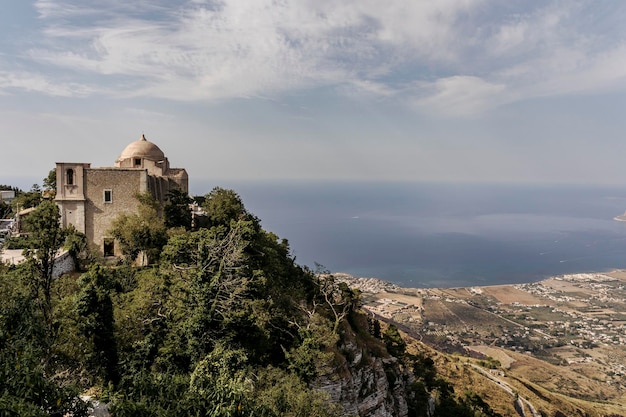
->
192;180;626;288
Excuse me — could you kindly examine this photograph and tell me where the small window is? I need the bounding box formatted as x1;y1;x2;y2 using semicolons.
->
66;168;74;185
134;158;141;167
104;189;112;203
103;238;115;257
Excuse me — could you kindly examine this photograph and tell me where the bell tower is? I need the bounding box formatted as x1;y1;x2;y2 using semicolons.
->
55;162;90;234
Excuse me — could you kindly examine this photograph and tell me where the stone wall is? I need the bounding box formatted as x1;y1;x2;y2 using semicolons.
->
84;168;147;257
52;250;74;278
1;249;74;278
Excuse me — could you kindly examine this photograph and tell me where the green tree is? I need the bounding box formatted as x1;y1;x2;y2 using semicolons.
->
284;314;337;383
383;324;406;358
64;225;90;271
164;189;192;230
0;261;88;417
187;343;254;416
161;220;255;362
109;193;167;265
22;199;67;328
75;265;120;385
411;353;437;389
252;366;342;417
12;185;42;211
309;267;357;335
43;168;56;193
317;275;353;334
113;267;185;376
202;187;256;229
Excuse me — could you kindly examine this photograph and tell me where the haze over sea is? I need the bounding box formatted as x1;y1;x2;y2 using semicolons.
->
194;181;626;288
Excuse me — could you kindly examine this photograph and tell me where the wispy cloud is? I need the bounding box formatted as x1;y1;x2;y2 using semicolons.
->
0;70;94;96
3;0;626;115
412;76;507;117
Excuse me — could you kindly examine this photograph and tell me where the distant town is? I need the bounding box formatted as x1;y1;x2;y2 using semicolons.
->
339;271;626;395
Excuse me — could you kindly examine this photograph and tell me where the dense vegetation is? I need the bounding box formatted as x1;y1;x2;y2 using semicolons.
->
0;182;501;416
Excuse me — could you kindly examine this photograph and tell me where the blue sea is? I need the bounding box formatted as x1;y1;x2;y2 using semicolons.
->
193;181;626;288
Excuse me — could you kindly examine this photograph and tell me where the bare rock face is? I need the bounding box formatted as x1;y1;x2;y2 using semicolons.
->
316;341;409;417
80;396;111;417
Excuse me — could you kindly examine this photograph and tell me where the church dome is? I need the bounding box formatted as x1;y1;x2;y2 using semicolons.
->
118;134;165;161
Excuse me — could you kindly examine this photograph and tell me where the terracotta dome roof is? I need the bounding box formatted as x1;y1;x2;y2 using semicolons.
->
118;134;165;161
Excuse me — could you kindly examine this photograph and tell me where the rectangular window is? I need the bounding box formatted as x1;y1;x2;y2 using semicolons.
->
134;158;141;167
104;189;112;203
103;238;115;257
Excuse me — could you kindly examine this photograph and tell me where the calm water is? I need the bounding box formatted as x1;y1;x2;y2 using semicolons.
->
193;181;626;288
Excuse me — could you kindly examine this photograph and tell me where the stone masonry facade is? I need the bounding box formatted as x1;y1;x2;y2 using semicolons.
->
55;135;188;259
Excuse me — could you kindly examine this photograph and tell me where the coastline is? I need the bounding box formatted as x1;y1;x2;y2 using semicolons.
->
334;269;626;293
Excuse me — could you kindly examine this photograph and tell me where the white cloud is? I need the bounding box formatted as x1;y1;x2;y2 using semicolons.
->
25;0;485;101
412;76;506;117
0;70;94;96
2;1;624;115
535;43;626;97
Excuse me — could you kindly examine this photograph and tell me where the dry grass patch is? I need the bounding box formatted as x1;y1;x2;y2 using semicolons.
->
542;277;596;296
467;346;516;369
507;350;622;402
483;285;551;306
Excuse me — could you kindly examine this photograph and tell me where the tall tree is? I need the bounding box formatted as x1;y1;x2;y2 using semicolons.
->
75;265;120;385
23;199;67;328
42;168;57;193
164;189;193;230
202;187;257;229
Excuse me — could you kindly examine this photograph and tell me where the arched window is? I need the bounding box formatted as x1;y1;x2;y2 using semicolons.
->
66;168;74;185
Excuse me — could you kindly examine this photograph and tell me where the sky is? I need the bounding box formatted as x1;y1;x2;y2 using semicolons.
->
3;0;626;193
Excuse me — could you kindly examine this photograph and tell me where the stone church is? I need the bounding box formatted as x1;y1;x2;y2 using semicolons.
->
55;134;188;258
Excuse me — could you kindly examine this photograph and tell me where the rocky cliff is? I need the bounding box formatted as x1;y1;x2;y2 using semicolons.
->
314;315;411;417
